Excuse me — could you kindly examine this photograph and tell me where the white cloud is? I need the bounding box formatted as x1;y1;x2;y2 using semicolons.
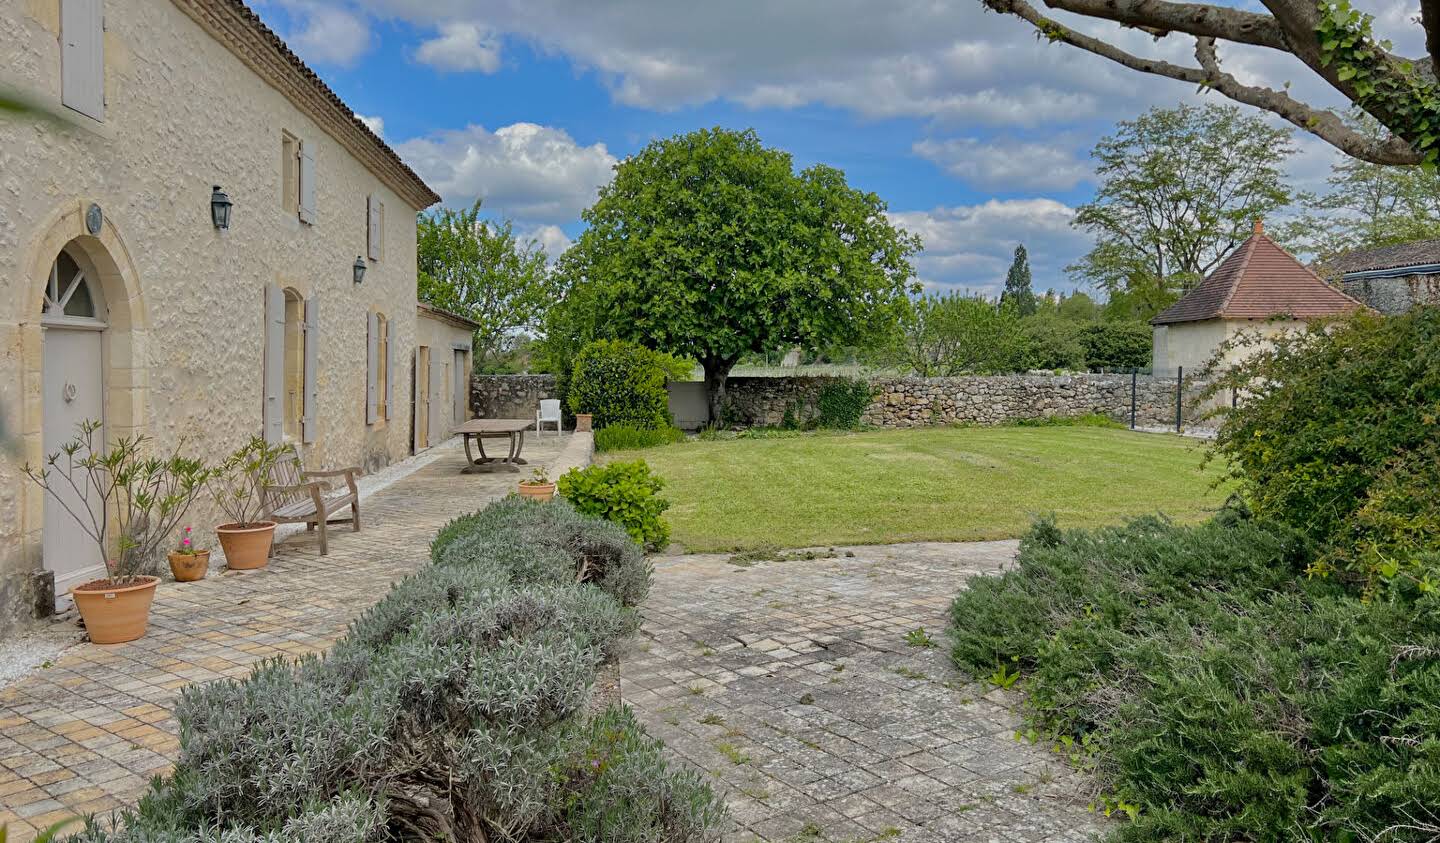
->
396;122;616;224
914;137;1092;192
355;113;385;137
415;22;503;73
285;3;371;67
889;199;1093;295
519;224;574;260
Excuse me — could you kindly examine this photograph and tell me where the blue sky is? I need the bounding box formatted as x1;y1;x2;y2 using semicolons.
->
248;0;1414;296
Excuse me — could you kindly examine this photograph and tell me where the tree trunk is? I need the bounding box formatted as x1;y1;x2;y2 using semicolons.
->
703;360;732;427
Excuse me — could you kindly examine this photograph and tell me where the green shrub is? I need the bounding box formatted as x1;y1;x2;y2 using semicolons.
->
77;499;718;842
558;461;670;551
949;516;1440;842
595;424;686;452
567;339;672;429
1079;322;1151;370
1204;307;1440;590
1019;317;1086;371
815;378;872;429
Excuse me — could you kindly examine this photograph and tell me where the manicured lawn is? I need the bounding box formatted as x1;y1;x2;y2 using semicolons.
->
603;426;1229;551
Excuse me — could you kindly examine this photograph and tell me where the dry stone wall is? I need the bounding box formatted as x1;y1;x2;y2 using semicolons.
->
472;374;557;419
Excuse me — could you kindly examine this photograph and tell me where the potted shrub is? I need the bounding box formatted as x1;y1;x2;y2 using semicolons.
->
207;436;289;570
23;420;211;644
167;526;210;582
518;467;556;502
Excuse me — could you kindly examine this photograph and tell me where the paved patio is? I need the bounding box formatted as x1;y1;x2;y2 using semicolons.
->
622;542;1106;843
0;433;575;841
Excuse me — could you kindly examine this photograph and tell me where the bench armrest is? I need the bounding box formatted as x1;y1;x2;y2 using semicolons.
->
302;467;359;496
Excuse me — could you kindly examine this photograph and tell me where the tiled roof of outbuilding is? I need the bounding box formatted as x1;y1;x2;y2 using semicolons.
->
1326;238;1440;275
1151;225;1367;325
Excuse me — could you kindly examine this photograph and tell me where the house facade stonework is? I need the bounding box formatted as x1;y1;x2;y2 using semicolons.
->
0;0;440;634
1327;238;1440;315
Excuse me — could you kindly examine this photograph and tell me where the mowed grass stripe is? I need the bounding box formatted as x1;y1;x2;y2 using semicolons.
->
603;426;1229;551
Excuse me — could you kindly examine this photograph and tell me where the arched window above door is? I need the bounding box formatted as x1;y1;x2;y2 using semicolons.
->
42;247;107;327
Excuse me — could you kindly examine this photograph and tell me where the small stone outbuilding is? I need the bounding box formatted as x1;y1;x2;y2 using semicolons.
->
1327;239;1440;315
1151;222;1367;377
414;303;476;451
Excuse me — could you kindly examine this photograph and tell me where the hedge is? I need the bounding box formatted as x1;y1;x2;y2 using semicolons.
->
78;498;722;842
566;340;672;430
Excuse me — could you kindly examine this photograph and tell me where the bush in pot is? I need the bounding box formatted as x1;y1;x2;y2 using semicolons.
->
206;436;289;570
167;526;210;582
517;467;556;502
23;420;211;644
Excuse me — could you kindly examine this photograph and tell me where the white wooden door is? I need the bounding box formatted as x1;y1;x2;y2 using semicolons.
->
42;327;105;606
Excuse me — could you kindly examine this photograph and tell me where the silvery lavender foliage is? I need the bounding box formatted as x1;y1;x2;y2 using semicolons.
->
78;500;723;842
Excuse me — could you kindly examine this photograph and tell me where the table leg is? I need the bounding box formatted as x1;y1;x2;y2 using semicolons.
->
512;429;528;465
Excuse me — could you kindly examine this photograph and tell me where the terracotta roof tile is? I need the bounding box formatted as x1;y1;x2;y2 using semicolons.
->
1151;232;1366;325
1327;238;1440;275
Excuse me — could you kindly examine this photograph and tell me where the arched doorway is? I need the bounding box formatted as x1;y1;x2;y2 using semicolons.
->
41;243;110;606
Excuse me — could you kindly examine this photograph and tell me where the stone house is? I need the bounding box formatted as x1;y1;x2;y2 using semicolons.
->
1326;239;1440;314
414;303;477;450
1151;222;1366;377
0;0;443;633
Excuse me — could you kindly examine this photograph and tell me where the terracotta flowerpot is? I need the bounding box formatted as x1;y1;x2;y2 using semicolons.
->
72;576;160;645
216;522;276;570
574;414;593;432
518;482;556;502
168;549;210;582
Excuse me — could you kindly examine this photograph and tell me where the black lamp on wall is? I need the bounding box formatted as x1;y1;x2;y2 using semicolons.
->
210;185;233;230
353;256;367;285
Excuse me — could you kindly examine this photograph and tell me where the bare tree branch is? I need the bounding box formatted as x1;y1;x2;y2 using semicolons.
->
1040;0;1287;49
982;0;1426;165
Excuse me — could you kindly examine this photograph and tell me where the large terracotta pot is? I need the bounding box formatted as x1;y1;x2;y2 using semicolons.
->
574;414;593;432
72;576;160;645
518;482;556;502
216;522;276;570
168;549;210;582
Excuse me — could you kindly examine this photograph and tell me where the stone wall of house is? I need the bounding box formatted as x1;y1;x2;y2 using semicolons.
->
720;374;1215;430
1342;274;1440;315
472;375;558;420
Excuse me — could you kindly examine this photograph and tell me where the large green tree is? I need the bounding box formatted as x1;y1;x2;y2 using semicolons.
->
892;293;1027;376
978;0;1440;166
565;127;921;421
417;201;557;371
1069;104;1295;321
1001;245;1038;317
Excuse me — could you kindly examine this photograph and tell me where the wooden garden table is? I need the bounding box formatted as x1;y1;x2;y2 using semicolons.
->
455;418;533;473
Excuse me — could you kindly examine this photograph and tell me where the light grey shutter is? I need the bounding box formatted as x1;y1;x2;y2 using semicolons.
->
263;285;285;443
429;356;446;440
61;0;104;121
385;323;396;422
298;140;317;224
367;195;381;260
302;298;319;443
366;311;378;424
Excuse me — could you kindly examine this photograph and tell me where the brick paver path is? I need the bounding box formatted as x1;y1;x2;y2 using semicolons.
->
622;542;1106;843
0;435;572;841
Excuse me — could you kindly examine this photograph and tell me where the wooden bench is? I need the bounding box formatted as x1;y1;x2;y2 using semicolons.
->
260;451;361;555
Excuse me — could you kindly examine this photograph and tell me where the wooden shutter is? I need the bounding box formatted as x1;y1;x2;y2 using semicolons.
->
302;298;319;443
366;311;378;424
263;285;285;443
411;351;423;452
367;195;381;260
61;0;104;121
298;140;317;224
385;322;396;422
429;356;446;440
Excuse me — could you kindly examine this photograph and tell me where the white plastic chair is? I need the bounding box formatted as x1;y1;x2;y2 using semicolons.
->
536;399;562;437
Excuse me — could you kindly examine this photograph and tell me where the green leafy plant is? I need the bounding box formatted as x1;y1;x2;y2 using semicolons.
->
22;420;212;584
205;436;291;529
594;424;685;453
2;818;79;842
986;660;1021;689
557;460;671;550
815;378;872;429
1078;321;1151;371
520;466;552;487
903;627;936;648
566;339;674;430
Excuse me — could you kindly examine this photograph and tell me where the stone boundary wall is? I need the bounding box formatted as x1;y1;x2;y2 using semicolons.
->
721;374;1216;430
471;374;557;419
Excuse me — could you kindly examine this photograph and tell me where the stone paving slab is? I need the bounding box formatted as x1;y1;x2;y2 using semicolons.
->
0;435;575;841
622;542;1107;843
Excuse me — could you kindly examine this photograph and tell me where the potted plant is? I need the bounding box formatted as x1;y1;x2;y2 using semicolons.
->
518;467;556;502
207;436;289;570
168;526;210;582
23;420;211;644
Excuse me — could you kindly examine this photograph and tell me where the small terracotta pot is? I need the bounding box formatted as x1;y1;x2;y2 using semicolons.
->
574;414;593;432
216;522;277;570
168;549;210;582
518;482;556;502
72;576;160;645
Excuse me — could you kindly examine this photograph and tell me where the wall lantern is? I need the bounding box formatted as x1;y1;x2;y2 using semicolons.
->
353;256;367;285
210;185;233;230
